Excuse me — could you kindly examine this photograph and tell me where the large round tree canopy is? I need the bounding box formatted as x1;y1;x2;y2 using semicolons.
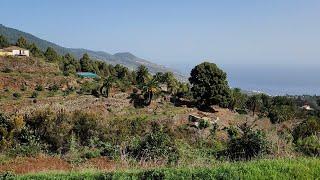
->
189;62;231;107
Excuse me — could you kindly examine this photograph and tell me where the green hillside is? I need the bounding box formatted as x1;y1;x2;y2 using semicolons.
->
0;24;185;79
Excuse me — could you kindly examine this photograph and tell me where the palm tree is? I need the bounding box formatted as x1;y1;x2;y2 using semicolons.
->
100;76;114;98
136;65;150;87
142;77;160;106
247;94;262;116
163;72;178;95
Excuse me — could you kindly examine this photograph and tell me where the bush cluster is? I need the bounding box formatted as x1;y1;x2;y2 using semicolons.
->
221;125;269;160
129;123;179;164
0;110;181;164
293;117;320;156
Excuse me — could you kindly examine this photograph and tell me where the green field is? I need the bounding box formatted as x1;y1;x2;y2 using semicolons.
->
4;158;318;180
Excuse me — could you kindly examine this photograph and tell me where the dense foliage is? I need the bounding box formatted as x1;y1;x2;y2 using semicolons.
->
293;117;320;143
189;62;231;108
223;125;269;160
0;35;9;48
129;123;179;164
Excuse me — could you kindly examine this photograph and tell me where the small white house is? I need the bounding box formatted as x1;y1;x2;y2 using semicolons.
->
301;105;314;111
0;46;29;57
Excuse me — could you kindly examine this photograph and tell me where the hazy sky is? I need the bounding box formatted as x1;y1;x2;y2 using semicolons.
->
1;0;320;94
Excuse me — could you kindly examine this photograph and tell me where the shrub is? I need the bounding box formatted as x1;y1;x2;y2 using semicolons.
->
23;110;73;152
0;172;15;179
198;119;210;129
227;126;239;139
129;123;179;164
2;67;12;73
47;91;55;97
82;147;101;159
35;85;43;91
98;141;119;159
223;126;269;160
63;133;83;164
31;91;38;98
49;84;59;92
20;85;27;91
0;113;14;151
292;117;320;142
268;105;295;123
91;88;100;97
79;81;98;95
9;131;42;157
105;117;148;146
63;87;75;96
296;135;320;156
236;109;248;115
72;112;100;146
12;92;21;99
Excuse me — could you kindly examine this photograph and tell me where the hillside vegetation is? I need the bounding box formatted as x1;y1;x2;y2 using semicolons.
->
0;24;185;79
0;36;319;178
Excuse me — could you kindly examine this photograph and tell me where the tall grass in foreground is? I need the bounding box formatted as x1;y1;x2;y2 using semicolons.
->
13;158;320;180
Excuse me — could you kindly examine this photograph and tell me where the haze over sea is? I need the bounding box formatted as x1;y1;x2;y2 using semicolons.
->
225;65;319;96
177;63;319;96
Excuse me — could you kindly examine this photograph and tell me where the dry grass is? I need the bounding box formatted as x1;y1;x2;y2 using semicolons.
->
0;155;71;174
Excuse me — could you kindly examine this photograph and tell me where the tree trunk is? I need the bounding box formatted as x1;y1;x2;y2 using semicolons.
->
252;104;256;116
106;88;109;98
145;90;153;106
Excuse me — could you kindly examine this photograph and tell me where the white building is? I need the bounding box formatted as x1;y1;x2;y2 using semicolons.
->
0;46;29;57
301;105;314;111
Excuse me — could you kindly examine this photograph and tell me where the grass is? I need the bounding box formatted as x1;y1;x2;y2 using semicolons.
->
11;158;320;180
107;103;187;122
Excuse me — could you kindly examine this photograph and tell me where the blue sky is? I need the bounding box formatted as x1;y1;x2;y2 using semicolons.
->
1;0;320;94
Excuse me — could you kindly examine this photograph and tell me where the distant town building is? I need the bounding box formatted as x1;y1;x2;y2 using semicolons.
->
0;46;30;57
76;72;99;78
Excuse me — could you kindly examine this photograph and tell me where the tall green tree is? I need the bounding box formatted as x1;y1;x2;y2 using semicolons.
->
175;82;190;99
0;35;9;48
61;53;79;75
80;53;94;72
29;43;43;57
189;62;231;108
44;47;60;62
230;88;248;110
260;94;272;115
97;61;110;77
114;64;129;80
16;36;29;49
163;72;178;94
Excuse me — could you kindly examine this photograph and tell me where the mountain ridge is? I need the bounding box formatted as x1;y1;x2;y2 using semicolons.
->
0;24;186;80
